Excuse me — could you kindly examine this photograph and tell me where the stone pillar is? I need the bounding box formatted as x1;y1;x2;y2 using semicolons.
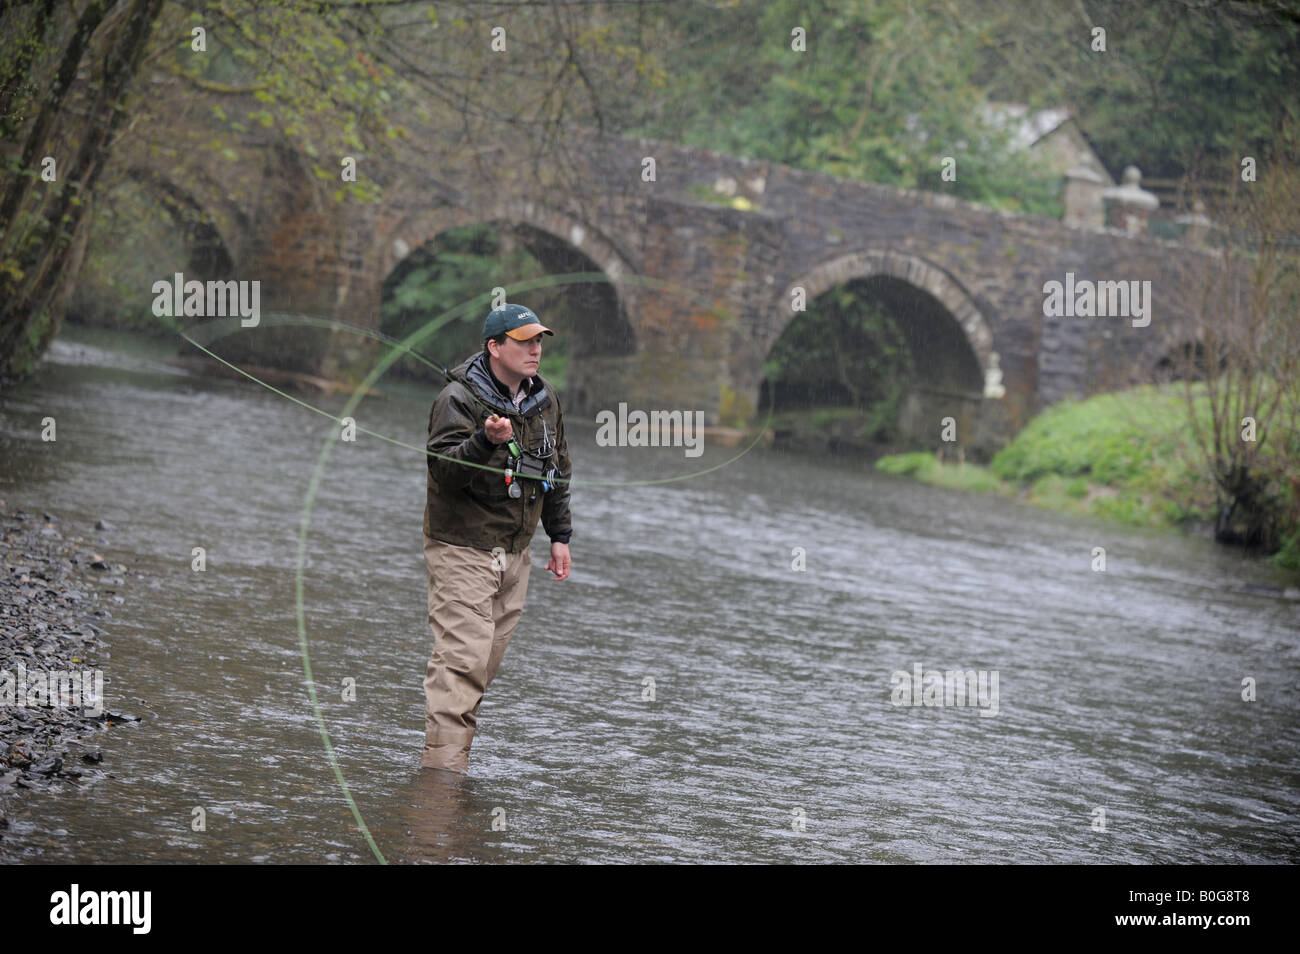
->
1102;166;1159;235
1174;199;1214;247
1063;161;1107;228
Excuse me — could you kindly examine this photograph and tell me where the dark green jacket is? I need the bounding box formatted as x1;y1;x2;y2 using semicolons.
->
423;351;573;553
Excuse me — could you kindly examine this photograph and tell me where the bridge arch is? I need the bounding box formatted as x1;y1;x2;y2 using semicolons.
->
124;166;237;281
771;249;1002;452
780;249;995;382
381;200;635;301
377;200;639;414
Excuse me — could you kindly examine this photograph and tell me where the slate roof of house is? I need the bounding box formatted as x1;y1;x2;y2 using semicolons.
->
980;103;1073;151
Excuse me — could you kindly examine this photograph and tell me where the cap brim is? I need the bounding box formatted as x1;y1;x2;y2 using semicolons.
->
505;323;554;339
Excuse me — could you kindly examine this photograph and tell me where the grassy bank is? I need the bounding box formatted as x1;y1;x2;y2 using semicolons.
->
876;383;1300;569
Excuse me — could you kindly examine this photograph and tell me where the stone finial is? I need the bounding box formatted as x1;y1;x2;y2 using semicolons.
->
1102;165;1158;234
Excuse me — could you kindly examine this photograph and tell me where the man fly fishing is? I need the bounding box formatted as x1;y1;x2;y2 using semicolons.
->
420;303;573;776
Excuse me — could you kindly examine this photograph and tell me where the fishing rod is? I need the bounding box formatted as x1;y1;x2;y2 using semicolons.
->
184;311;563;491
183;309;515;416
176;310;777;491
184;314;769;493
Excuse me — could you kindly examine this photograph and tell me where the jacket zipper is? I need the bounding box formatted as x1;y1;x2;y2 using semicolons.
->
513;409;527;551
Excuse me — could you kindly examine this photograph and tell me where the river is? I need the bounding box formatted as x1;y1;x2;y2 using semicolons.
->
1;325;1297;863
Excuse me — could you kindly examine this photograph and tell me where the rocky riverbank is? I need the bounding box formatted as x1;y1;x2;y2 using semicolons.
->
0;502;139;826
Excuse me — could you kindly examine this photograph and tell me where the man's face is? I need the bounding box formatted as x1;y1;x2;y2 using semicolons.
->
490;332;543;379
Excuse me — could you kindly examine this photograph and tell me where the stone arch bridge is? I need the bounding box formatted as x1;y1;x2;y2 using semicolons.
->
126;125;1217;455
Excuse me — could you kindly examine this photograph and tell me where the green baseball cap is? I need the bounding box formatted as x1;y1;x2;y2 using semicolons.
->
482;304;554;341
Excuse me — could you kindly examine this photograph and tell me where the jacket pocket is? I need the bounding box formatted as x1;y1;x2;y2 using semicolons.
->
466;460;510;503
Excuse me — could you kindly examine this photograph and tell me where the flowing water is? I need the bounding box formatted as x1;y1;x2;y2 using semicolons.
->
1;325;1297;864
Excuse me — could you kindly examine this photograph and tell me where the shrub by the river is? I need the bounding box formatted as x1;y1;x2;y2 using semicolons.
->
875;452;936;479
876;382;1300;568
876;451;1009;493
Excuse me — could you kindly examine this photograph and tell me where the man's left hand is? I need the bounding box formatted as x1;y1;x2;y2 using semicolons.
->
546;542;571;580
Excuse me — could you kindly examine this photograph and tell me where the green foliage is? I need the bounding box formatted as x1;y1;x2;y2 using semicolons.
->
6;308;49;377
630;0;1068;215
1090;490;1164;528
1276;529;1300;571
167;2;403;202
807;406;857;431
68;182;186;335
876;452;1009;494
875;452;936;479
989;386;1221;530
976;0;1300;184
989;387;1200;486
964;382;1299;561
718;383;754;429
929;463;1005;494
1030;473;1068;505
624;0;1297;212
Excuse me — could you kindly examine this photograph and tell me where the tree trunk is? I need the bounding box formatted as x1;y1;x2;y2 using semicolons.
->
0;0;164;376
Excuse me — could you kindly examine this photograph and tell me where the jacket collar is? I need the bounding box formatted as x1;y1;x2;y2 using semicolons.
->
457;352;551;418
483;356;533;403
